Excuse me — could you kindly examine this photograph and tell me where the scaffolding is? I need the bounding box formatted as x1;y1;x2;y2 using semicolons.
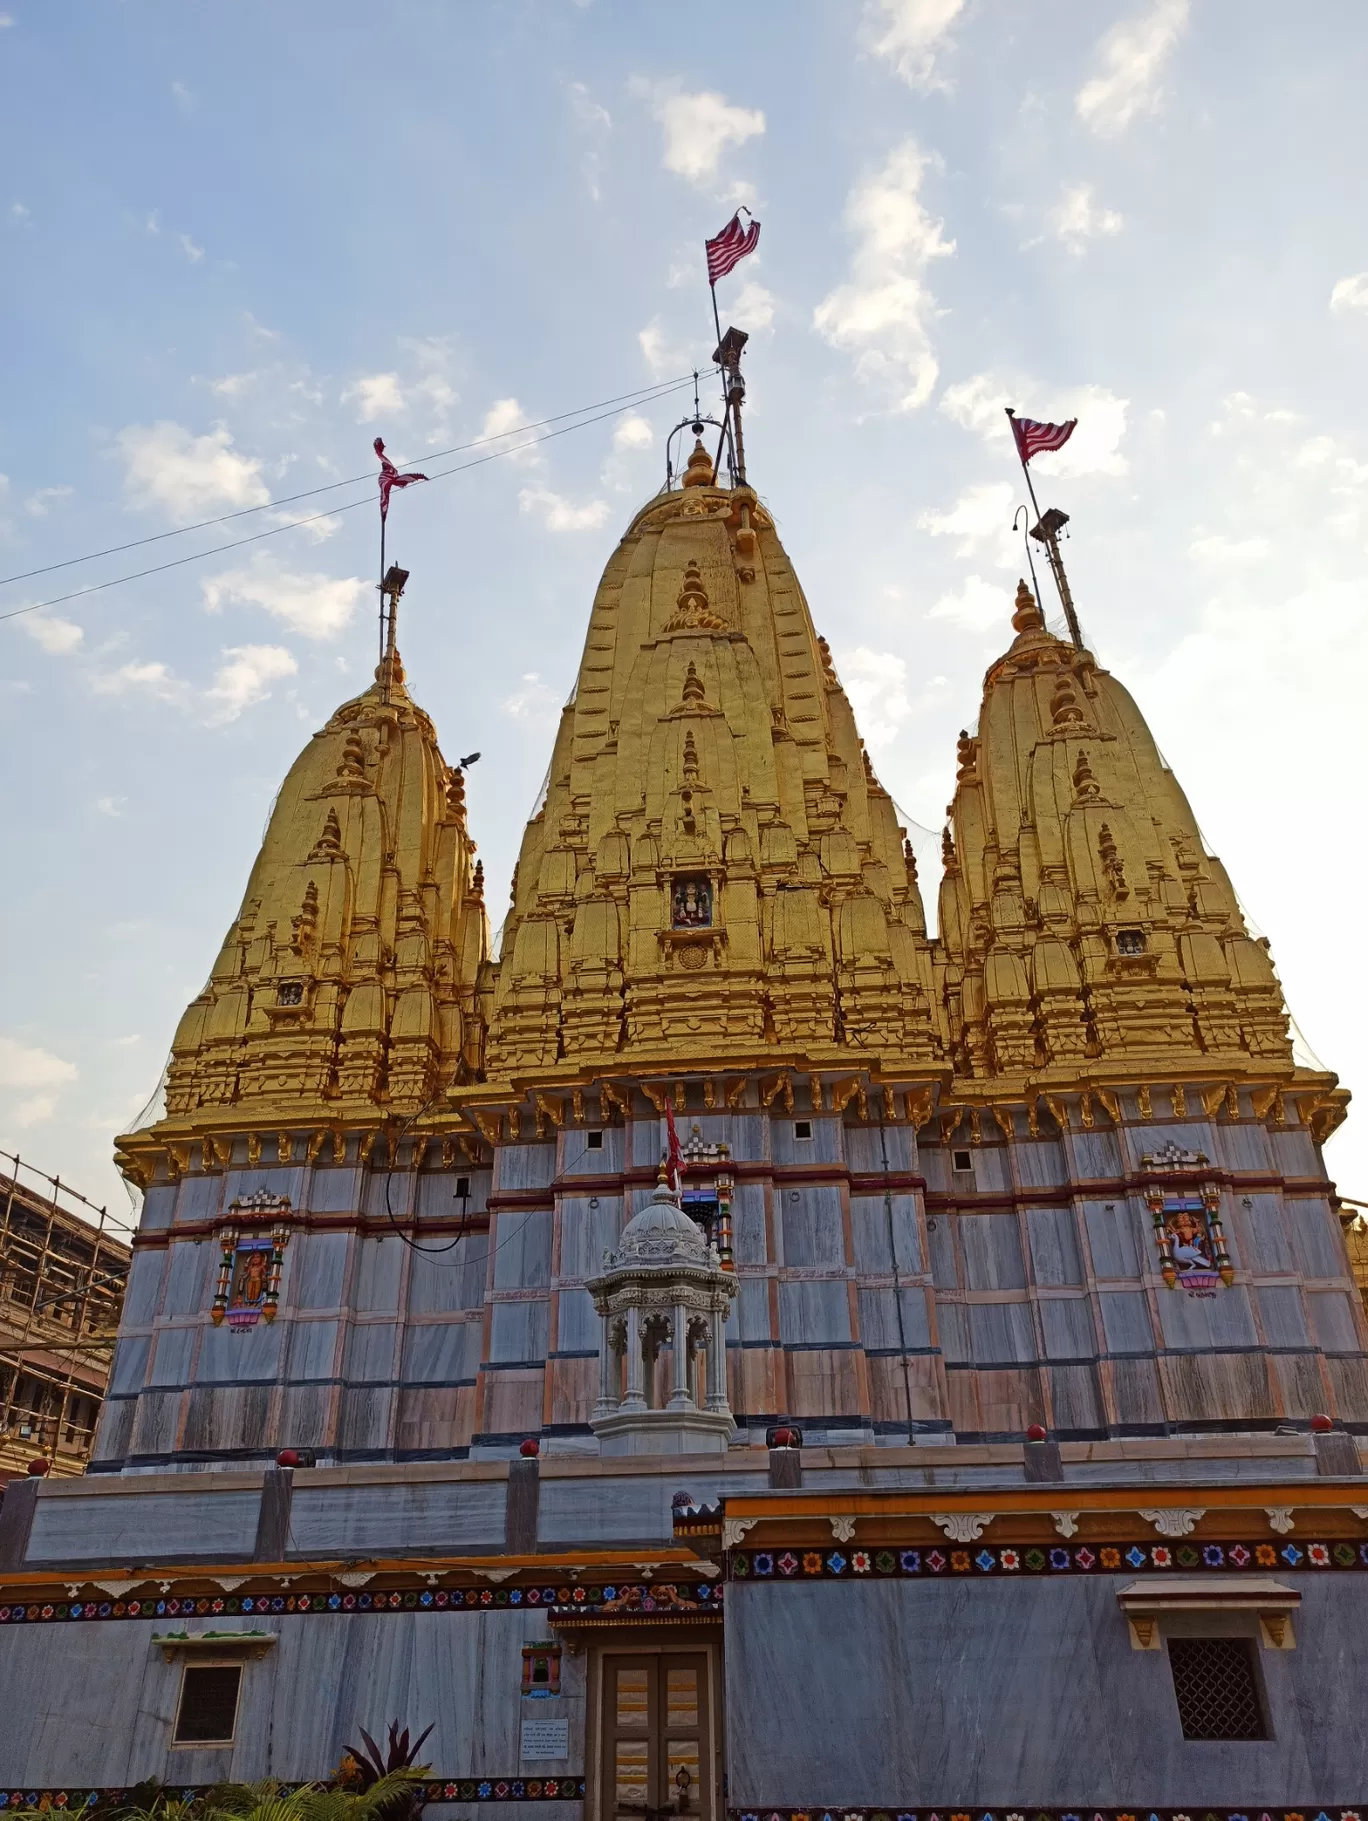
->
0;1148;134;1476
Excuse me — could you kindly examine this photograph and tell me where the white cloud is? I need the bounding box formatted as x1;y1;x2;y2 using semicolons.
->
1330;273;1368;316
519;488;610;532
567;80;612;200
24;484;73;516
1049;184;1123;253
0;1035;77;1095
203;644;298;724
0;17;15;28
919;481;1016;562
20;613;84;655
171;79;195;113
145;211;159;235
834;647;912;748
940;373;1016;440
634;82;765;187
939;375;1130;478
202;555;366;640
813;139;954;412
344;371;405;423
730;279;776;332
613;415;654;451
209;372;256;396
94;796;125;818
638;317;691;380
502;672;561;721
1188;534;1271;566
481;397;541;465
179;232;204;263
927;574;1014;632
91;659;189;705
862;0;964;91
10;201;28;221
117;420;269;523
1076;0;1188;136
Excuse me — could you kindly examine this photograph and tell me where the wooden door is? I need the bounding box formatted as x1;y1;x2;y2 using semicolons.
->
600;1651;713;1821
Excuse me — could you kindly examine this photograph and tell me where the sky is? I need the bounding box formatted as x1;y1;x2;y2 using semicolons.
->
3;0;1367;1218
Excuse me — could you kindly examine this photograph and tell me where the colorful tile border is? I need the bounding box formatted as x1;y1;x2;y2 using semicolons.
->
1;1779;584;1811
0;1580;719;1629
728;1541;1366;1581
730;1809;1364;1821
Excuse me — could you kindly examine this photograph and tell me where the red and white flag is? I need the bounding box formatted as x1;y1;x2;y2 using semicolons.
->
705;210;761;286
374;437;428;522
663;1101;684;1193
1008;412;1077;464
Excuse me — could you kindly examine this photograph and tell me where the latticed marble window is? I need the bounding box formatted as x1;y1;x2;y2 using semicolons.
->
1168;1636;1268;1740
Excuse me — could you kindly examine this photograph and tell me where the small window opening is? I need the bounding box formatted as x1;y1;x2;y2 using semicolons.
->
586;1130;604;1150
952;1149;973;1173
454;1176;471;1200
1115;928;1147;956
1168;1637;1268;1741
276;981;304;1005
174;1663;243;1745
793;1120;813;1141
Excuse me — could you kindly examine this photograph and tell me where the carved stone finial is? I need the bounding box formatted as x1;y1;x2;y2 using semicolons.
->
447;766;467;815
308;808;343;862
471;859;484;899
1072;749;1100;801
817;636;837;684
956;729;975;780
942;824;957;869
682;660;706;704
1012;578;1044;633
903;836;919;881
681;439;714;489
338;731;366;780
1050;672;1085;727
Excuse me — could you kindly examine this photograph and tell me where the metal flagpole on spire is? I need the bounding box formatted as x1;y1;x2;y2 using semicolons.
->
704;208;761;487
373;438;429;699
1005;407;1085;653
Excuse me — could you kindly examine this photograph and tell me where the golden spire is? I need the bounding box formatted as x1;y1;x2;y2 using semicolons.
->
680;438;715;488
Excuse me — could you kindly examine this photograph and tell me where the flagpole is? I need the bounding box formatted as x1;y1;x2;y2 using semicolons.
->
709;280;738;486
1005;407;1085;654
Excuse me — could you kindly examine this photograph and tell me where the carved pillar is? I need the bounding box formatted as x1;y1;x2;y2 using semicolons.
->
668;1299;692;1409
621;1306;646;1409
706;1305;729;1413
594;1313;619;1420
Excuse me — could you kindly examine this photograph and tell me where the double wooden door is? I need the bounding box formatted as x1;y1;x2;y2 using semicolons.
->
600;1650;715;1821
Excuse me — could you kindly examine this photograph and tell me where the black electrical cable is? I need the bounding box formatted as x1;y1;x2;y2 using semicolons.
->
0;380;697;626
0;373;698;592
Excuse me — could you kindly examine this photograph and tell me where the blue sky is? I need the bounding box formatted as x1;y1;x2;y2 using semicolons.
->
3;0;1368;1216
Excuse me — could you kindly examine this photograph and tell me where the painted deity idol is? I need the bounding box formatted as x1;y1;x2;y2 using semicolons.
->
672;876;712;929
230;1244;270;1310
1165;1206;1215;1274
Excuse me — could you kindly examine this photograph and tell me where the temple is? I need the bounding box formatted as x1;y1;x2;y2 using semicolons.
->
3;369;1367;1816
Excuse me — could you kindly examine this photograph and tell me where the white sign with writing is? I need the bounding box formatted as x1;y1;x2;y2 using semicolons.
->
520;1717;570;1761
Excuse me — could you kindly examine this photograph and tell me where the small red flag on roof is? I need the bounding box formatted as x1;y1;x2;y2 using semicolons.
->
1008;412;1077;464
705;210;761;286
374;437;428;522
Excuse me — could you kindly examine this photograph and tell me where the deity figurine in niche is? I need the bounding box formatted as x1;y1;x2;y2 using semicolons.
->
211;1206;291;1330
1146;1187;1233;1295
672;875;713;929
231;1242;271;1311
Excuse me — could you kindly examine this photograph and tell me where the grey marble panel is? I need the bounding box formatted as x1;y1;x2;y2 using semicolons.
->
1290;1198;1351;1280
498;1142;558;1191
1048;1361;1103;1430
553;1287;599;1354
737;1276;774;1342
1156;1283;1259;1350
148;1326;197;1386
0;1618;156;1781
1310;1289;1362;1353
1013;1138;1067;1188
726;1576;1368;1805
183;1384;275;1451
364;1171;413;1220
417;1168;491;1218
91;1396;136;1462
1270;1127;1319;1177
858;1286;932;1352
1215;1121;1272;1172
844;1124;914;1172
968;1300;1036;1363
139;1184;177;1232
849;1196;922;1275
130;1389;182;1455
1039;1296;1095;1359
306;1166;362;1213
289;1480;507;1554
562;1125;625;1174
557;1196;622;1281
1256;1284;1310;1348
402;1318;479;1383
493;1210;553;1290
337;1385;395;1450
197;1316;284;1383
407;1238;487;1314
538;1474;674;1543
287;1319;341;1380
630;1116;662;1167
728;1113;766;1158
1026;1207;1084;1286
1164;1350;1276;1420
781;1187;846;1267
960;1215;1026;1290
1236;1194;1295;1273
968;1146;1010;1194
1098;1290;1154;1354
732;1183;769;1265
1071;1129;1123;1179
1327;1354;1368;1417
278;1383;333;1447
353;1236;406;1312
26;1486;261;1563
110;1335;151;1395
176;1175;222;1225
162;1242;216;1317
927;1217;958;1289
935;1302;970;1363
1083;1200;1145;1280
122;1250;167;1325
1109;1355;1165;1424
778;1279;852;1344
490;1300;549;1362
344;1320;400;1382
292;1233;351;1309
772;1116;842;1167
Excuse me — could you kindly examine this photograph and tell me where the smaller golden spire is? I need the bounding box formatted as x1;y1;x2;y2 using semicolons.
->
1012;577;1045;634
682;660;706;704
681;438;715;488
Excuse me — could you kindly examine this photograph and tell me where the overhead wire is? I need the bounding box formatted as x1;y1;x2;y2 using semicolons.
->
0;377;698;626
0;372;698;592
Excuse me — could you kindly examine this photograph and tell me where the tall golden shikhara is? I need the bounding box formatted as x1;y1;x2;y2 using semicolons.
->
120;428;1345;1180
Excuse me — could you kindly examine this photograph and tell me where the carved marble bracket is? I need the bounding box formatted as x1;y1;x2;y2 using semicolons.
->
1139;1508;1205;1538
928;1512;996;1543
1265;1506;1295;1534
1050;1512;1081;1538
723;1517;760;1550
336;1569;376;1587
829;1515;858;1542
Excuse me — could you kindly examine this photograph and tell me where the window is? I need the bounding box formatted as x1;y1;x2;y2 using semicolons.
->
454;1176;471;1200
173;1663;243;1745
586;1130;604;1150
793;1120;812;1141
1115;928;1146;956
952;1149;973;1174
1168;1637;1267;1741
276;981;304;1005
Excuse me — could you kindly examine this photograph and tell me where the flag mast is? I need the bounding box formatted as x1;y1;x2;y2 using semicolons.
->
1006;407;1085;653
704;208;761;488
372;438;429;702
